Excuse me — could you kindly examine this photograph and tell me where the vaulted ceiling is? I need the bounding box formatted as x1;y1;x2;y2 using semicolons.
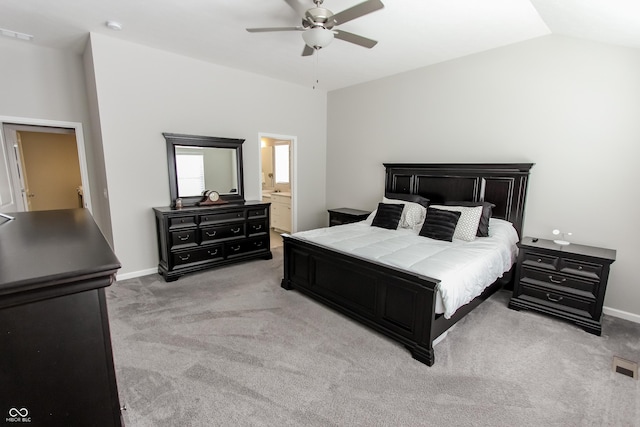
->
2;0;639;90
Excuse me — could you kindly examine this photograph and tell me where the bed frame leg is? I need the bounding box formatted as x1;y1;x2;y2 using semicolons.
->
406;344;435;366
281;278;293;290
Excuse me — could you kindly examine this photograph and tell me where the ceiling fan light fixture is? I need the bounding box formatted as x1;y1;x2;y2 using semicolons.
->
302;27;334;49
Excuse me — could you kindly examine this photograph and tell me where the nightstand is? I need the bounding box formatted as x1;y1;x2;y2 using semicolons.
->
508;237;616;335
328;208;371;226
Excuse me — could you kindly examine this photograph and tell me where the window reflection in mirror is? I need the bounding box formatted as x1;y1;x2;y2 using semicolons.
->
175;145;238;197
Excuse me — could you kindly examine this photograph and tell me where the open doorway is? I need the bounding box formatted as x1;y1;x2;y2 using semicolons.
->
259;133;296;249
0;119;92;214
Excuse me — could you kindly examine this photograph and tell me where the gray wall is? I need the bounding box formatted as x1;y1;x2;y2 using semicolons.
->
327;35;640;319
85;33;327;277
0;38;112;242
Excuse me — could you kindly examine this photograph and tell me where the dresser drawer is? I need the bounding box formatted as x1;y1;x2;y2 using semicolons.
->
172;245;224;267
560;258;603;280
199;210;244;226
169;216;197;229
200;224;245;243
248;220;268;236
170;229;197;249
520;267;597;298
248;207;268;218
519;284;596;319
225;237;269;258
522;252;559;271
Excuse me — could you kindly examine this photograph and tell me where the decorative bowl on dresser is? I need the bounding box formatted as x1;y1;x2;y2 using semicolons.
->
154;202;272;281
508;236;616;335
328;207;372;226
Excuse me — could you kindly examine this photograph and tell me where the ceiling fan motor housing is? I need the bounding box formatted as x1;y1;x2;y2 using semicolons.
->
304;8;336;29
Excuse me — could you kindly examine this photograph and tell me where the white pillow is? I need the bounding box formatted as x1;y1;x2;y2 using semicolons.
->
383;197;427;229
430;205;483;241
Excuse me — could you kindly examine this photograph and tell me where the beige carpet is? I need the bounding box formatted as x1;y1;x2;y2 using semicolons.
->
106;247;640;426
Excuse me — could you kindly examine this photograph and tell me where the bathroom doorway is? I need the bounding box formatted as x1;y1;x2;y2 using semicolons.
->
259;133;296;249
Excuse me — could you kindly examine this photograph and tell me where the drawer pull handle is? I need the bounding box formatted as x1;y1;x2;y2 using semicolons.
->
546;293;563;303
255;241;263;247
254;225;262;230
578;266;583;270
231;245;241;252
179;254;191;261
548;275;566;284
231;227;241;233
208;249;218;256
206;231;217;237
178;234;190;241
537;258;542;263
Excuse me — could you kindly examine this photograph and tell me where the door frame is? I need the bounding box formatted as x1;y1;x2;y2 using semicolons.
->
258;132;297;233
0;116;93;213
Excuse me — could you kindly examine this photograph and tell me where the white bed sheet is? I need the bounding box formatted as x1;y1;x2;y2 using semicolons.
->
290;218;519;318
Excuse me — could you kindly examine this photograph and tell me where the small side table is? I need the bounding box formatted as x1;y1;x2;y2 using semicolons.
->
328;208;371;226
509;236;616;335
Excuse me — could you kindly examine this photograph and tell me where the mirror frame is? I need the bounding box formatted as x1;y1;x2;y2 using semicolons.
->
164;133;245;207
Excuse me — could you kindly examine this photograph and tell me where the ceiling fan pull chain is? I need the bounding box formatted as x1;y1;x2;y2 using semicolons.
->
313;49;319;90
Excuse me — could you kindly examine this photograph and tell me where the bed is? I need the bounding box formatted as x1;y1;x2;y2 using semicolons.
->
281;163;533;366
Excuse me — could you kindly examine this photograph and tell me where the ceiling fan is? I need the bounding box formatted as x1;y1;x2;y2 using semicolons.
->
246;0;384;56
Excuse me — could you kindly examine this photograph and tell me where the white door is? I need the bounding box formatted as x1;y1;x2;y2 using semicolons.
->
0;126;23;213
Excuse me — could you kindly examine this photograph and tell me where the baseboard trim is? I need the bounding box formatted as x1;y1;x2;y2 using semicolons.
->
603;306;640;324
116;268;157;282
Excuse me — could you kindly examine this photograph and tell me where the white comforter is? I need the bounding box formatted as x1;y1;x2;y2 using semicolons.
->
290;218;519;318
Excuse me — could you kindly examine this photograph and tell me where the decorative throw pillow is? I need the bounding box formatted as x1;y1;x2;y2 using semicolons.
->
371;203;404;230
444;201;495;237
430;205;483;241
383;196;427;228
419;207;461;241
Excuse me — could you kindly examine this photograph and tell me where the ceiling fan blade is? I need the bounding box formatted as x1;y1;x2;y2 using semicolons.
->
331;0;384;25
302;45;315;56
283;0;306;17
246;26;304;33
333;30;378;48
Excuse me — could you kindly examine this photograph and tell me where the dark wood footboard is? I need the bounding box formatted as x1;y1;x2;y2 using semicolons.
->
281;234;444;365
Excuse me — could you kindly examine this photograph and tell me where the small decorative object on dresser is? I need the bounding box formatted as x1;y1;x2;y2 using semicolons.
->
328;207;372;226
509;236;616;335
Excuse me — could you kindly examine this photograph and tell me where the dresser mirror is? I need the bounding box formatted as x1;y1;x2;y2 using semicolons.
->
164;133;245;207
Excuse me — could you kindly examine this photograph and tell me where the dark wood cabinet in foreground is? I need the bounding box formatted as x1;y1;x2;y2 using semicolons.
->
0;209;122;426
509;237;616;335
154;201;272;281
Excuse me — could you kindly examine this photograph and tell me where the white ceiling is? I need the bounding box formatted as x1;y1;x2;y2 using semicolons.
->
2;0;639;91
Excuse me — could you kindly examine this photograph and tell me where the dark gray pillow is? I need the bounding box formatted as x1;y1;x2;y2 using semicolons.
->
419;207;461;241
444;201;495;237
371;203;404;230
385;192;430;208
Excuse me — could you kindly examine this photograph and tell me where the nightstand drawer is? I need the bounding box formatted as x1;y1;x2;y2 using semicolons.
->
519;284;596;319
521;267;597;298
522;252;558;270
560;258;603;280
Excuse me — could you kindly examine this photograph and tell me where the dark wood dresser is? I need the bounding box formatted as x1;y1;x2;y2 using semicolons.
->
0;209;122;426
154;201;272;281
509;237;616;335
328;207;371;226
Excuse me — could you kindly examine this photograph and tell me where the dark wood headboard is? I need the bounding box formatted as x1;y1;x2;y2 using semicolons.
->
384;163;533;238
